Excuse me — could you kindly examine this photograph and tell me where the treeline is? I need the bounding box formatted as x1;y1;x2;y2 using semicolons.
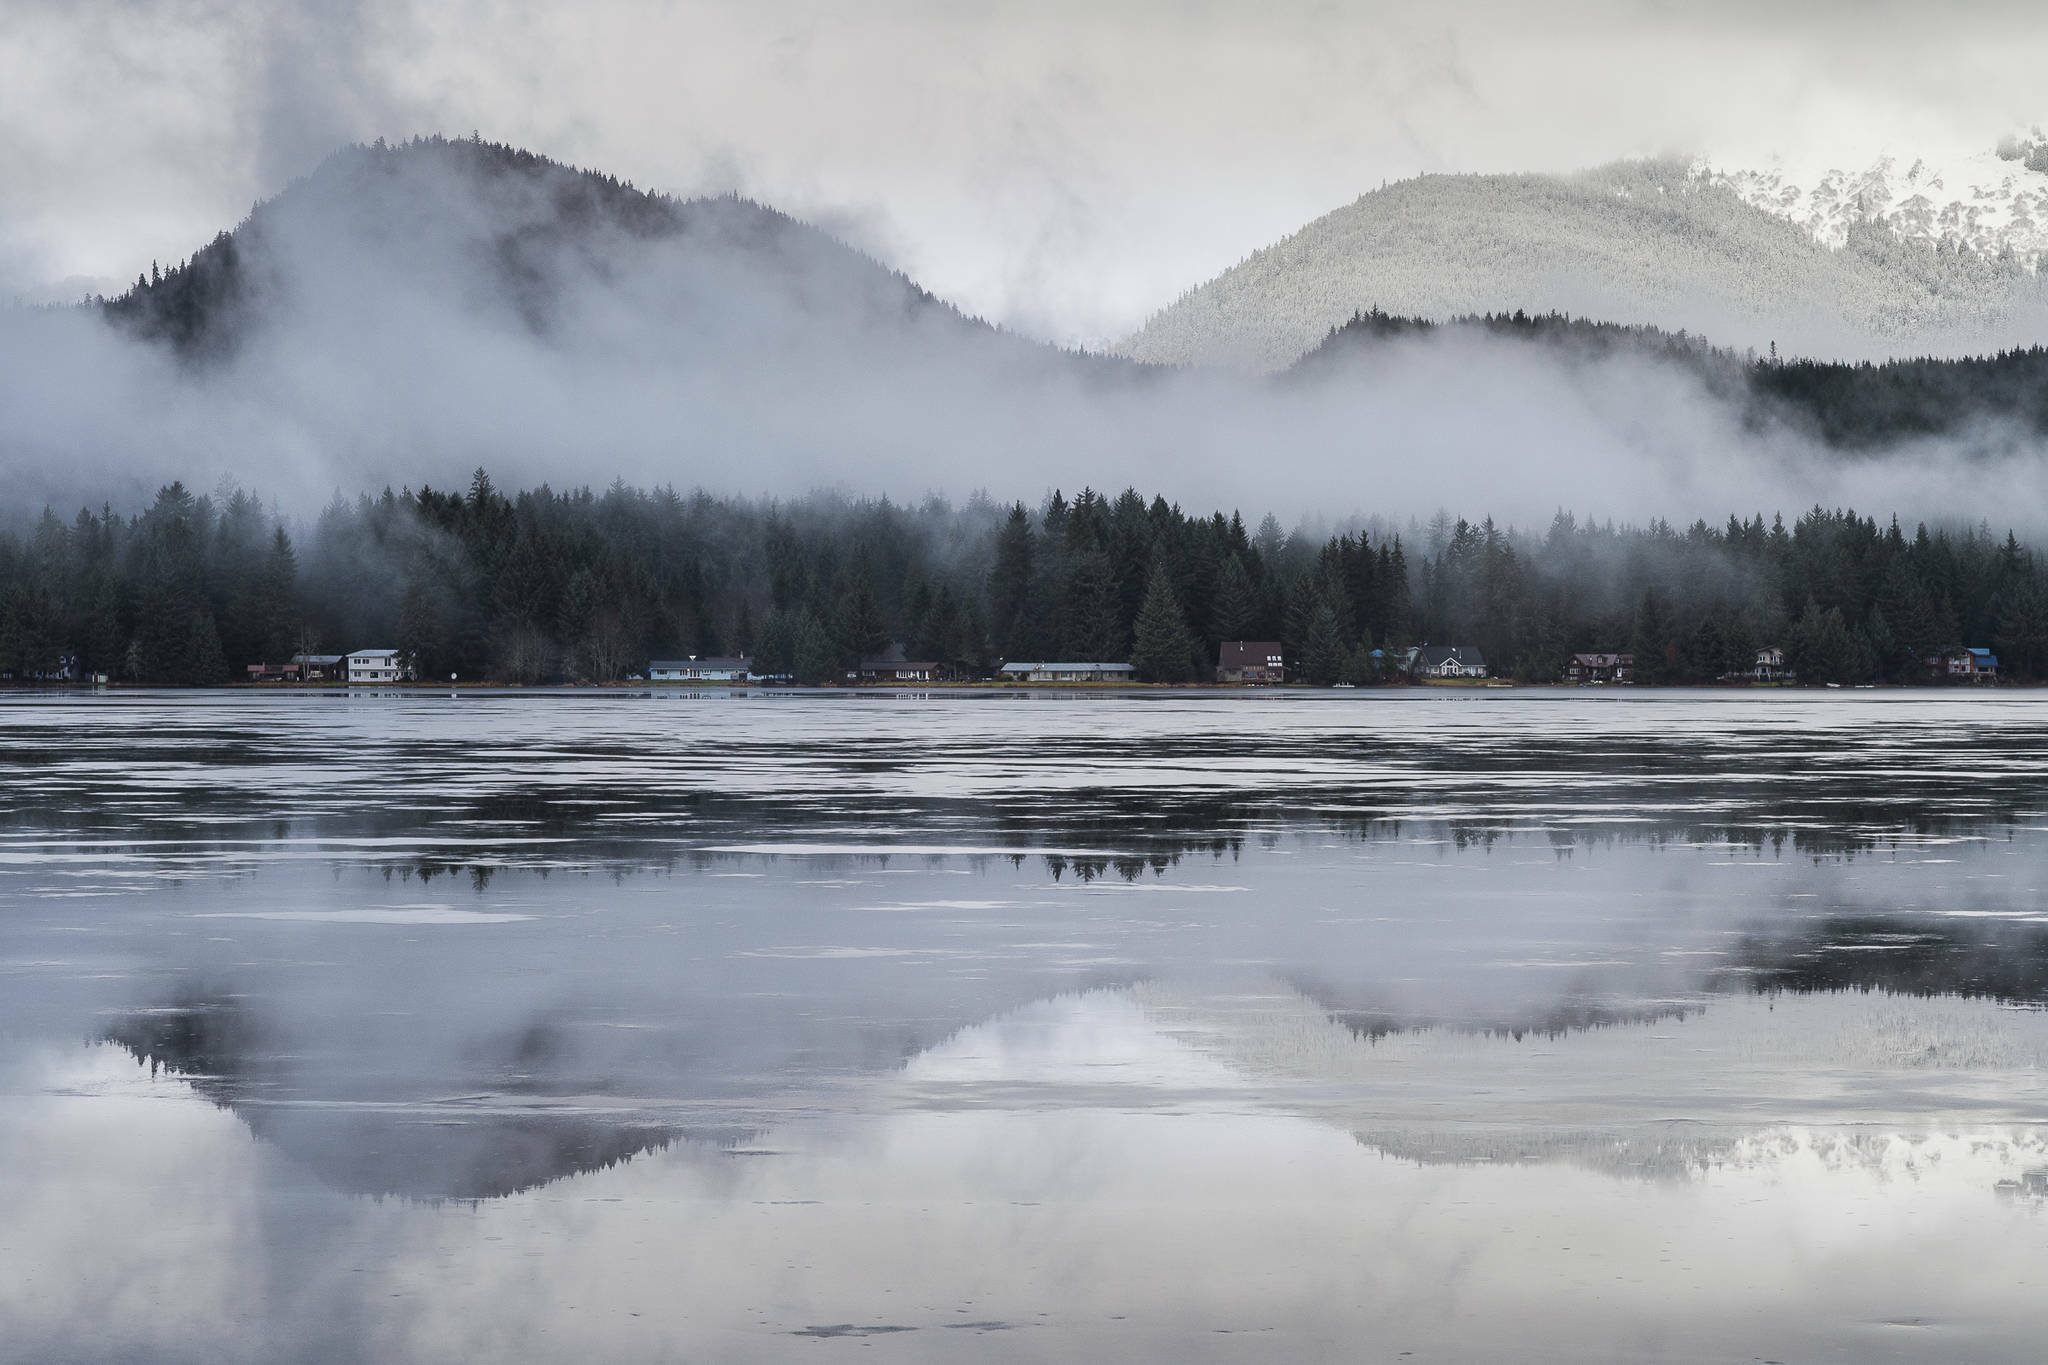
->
1305;308;2048;449
1;472;2044;687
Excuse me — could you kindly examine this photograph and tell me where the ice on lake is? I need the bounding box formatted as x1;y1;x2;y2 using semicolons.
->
4;688;2048;1362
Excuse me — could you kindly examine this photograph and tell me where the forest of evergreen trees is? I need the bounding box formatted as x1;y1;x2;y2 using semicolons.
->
2;471;2045;688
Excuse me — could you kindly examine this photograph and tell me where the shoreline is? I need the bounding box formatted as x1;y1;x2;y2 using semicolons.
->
0;679;2024;694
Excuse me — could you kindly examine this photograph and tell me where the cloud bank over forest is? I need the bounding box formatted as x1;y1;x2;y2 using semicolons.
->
1;138;2045;534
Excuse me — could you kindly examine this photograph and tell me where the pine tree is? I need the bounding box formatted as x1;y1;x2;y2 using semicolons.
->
1340;640;1378;685
1301;604;1348;685
793;611;838;684
398;581;443;680
731;597;755;657
186;611;228;685
753;608;797;676
1211;553;1257;644
1129;564;1195;683
987;505;1037;660
1788;602;1860;684
1628;588;1669;684
1059;549;1125;660
832;559;888;665
1995;577;2048;679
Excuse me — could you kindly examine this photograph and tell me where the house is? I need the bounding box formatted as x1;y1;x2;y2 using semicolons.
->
1;651;80;683
1754;646;1790;681
1216;641;1286;684
292;653;345;682
245;662;302;683
996;661;1137;683
1932;647;1998;681
648;656;751;682
1409;645;1488;679
856;647;948;682
1564;652;1631;684
345;649;405;684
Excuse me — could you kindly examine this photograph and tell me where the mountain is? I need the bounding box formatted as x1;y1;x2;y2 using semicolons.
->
100;134;1086;372
1700;136;2048;271
5;135;1175;513
1120;159;2048;372
15;136;2048;529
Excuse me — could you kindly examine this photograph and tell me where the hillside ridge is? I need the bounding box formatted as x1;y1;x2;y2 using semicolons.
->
1121;158;2048;372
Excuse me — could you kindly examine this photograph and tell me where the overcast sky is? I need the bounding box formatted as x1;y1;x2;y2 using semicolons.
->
3;0;2043;345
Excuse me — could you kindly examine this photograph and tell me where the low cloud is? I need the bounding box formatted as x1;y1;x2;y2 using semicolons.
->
0;139;2043;536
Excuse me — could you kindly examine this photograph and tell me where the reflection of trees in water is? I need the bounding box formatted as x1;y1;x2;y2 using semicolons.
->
1319;996;1699;1043
1285;910;2048;1040
102;993;739;1201
1719;915;2048;1004
4;771;2035;881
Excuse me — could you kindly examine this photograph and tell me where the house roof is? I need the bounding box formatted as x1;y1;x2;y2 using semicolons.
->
1570;653;1629;666
649;658;749;670
346;649;397;659
861;657;941;670
292;654;344;665
1414;645;1486;668
997;661;1136;672
1217;641;1284;668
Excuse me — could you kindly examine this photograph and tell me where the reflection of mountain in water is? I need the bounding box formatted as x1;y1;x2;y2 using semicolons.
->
106;993;721;1200
101;975;2048;1202
1357;1126;2048;1187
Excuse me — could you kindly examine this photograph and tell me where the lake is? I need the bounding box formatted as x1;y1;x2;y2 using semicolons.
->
4;687;2047;1363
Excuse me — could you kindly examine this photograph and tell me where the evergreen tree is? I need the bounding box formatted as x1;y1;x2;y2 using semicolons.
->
1628;588;1670;684
8;470;2046;692
793;611;838;684
832;558;888;664
398;582;442;680
753;608;798;676
987;505;1037;660
1210;553;1257;645
1059;549;1125;660
1787;602;1861;684
1129;564;1195;683
1300;603;1348;685
1340;640;1378;685
1994;578;2048;679
185;611;228;685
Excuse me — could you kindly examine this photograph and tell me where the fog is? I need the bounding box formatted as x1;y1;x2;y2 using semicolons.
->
1;140;2045;531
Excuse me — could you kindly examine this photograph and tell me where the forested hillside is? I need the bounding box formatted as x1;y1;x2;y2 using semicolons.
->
1300;308;2048;448
1123;159;2048;371
95;135;992;360
3;473;2044;688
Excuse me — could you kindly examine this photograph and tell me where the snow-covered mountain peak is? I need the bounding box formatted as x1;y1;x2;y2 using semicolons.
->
1696;135;2048;268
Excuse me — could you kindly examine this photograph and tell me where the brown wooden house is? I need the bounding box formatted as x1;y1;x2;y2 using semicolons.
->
1216;641;1286;684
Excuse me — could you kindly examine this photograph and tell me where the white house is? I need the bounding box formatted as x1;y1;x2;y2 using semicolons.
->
996;661;1137;683
346;649;405;684
1409;646;1488;679
649;657;751;682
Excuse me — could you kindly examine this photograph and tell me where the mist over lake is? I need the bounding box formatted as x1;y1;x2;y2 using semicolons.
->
5;687;2048;1362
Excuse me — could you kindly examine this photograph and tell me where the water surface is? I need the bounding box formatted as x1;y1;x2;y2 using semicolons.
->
4;688;2047;1362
